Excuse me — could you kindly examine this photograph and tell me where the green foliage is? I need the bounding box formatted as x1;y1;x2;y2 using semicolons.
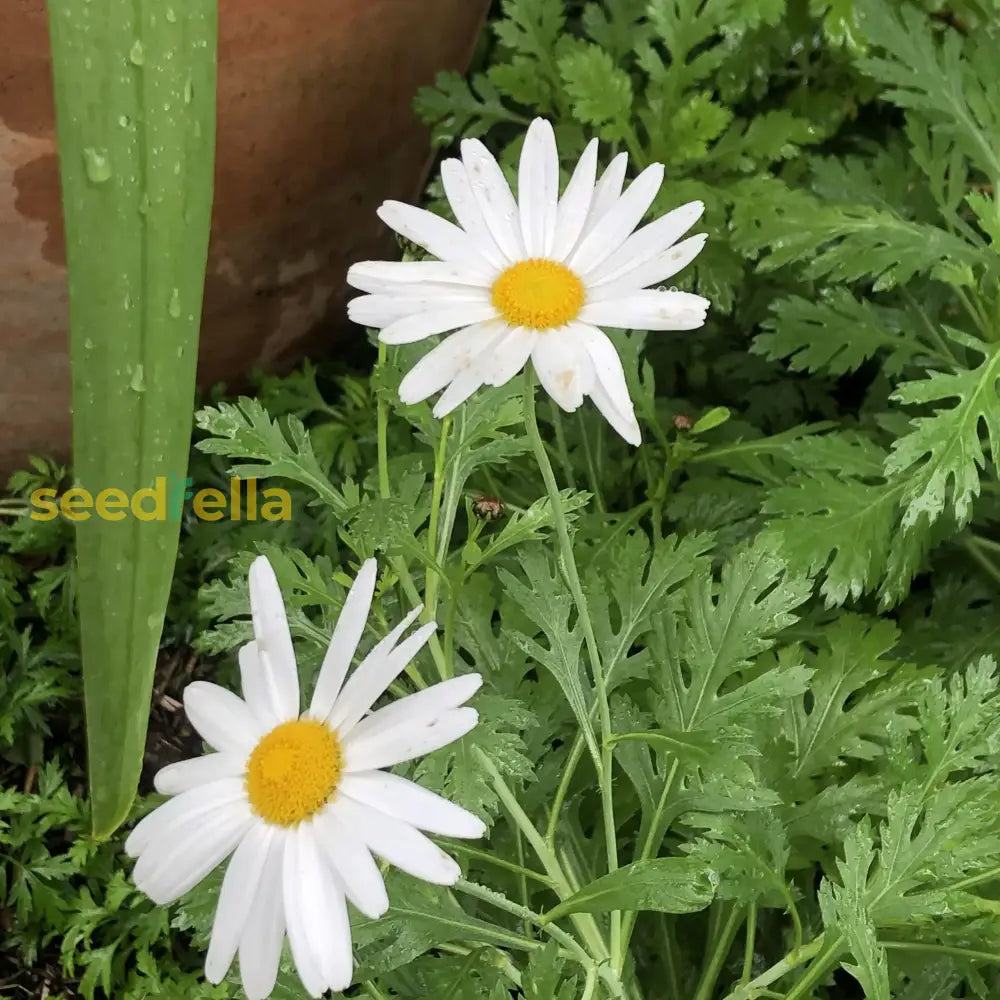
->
8;1;1000;999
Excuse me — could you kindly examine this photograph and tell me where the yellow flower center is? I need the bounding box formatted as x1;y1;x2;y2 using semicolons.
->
245;718;342;827
491;258;585;330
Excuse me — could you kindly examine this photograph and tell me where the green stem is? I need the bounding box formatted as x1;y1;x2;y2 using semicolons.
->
661;918;681;999
694;905;744;1000
963;536;1000;588
376;343;391;499
455;879;627;999
741;904;757;985
618;757;681;962
577;411;606;514
545;735;586;847
550;401;577;488
425;416;452;619
881;940;1000;964
478;751;611;967
522;370;621;962
720;937;827;1000
442;842;554;887
783;936;843;1000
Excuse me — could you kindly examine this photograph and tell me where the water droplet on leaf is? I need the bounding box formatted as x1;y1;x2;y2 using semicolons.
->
83;148;111;183
129;364;146;392
129;39;144;65
168;288;181;318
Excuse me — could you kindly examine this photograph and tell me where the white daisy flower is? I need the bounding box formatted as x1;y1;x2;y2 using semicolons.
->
346;116;710;445
125;556;484;1000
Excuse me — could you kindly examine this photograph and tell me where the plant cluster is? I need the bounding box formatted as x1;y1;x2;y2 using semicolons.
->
5;0;1000;998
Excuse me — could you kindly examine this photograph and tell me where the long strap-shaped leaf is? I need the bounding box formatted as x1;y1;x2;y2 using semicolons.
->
47;0;217;836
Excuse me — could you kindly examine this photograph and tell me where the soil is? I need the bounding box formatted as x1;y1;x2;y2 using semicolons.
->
139;646;217;794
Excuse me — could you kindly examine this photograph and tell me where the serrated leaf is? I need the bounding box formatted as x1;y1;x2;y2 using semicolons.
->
540;857;715;922
885;344;1000;529
557;43;633;140
731;175;985;289
755;290;922;376
499;549;601;768
686;810;792;908
195;398;350;514
413;71;521;147
653;538;812;741
761;472;931;608
784;615;923;782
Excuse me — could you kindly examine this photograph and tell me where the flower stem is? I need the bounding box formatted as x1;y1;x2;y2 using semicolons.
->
425;416;452;618
741;904;758;984
376;343;391;500
693;905;744;1000
522;368;621;965
478;750;611;968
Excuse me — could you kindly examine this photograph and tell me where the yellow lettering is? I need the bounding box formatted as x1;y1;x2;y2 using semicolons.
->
261;489;292;521
29;488;59;521
60;487;92;522
131;477;166;521
193;488;226;521
95;488;129;521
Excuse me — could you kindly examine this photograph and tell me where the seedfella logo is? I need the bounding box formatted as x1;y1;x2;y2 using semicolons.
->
30;474;292;522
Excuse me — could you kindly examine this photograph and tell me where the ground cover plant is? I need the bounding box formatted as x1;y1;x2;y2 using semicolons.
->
4;0;1000;998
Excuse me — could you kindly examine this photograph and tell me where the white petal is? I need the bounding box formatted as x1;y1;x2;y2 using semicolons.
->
348;287;492;328
282;835;327;998
581;326;641;445
590;378;641;445
589;234;708;301
484;326;537;388
154;752;244;797
247;557;299;720
323;605;424;723
132;800;252;904
206;824;275;984
313;808;389;919
581;152;628;236
460;138;526;262
126;778;248;858
239;643;283;730
398;323;508;405
347;259;492;293
183;681;263;755
569;163;664;274
440;158;508;268
343;706;479;772
531;326;595;412
378;302;499;345
518;118;560;257
431;364;489;418
309;559;378;720
237;832;287;1000
579;289;710;331
343;673;482;749
341;771;486;839
551;138;598;261
331;795;462;885
376;200;495;274
586;200;704;284
284;827;353;995
329;620;437;734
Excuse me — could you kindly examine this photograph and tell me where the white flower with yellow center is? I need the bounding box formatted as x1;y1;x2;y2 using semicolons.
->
346;117;710;445
125;557;483;1000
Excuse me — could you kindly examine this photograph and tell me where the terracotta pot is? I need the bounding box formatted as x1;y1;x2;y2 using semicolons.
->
0;0;488;476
